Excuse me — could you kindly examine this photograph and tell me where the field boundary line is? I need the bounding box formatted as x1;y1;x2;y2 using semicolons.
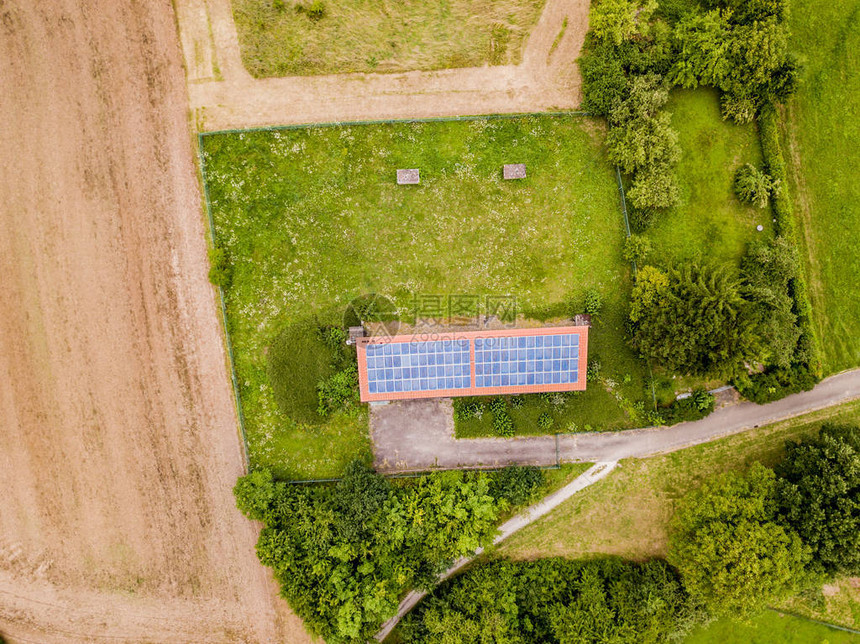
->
767;607;860;635
197;132;251;469
198;110;590;138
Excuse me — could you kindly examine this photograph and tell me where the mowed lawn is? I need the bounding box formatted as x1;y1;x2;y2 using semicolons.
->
231;0;545;77
784;0;860;374
684;611;860;644
201;116;633;478
646;89;771;267
496;399;860;631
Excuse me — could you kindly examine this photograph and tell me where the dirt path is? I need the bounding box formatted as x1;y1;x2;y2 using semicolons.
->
177;0;590;130
371;370;860;471
0;1;310;642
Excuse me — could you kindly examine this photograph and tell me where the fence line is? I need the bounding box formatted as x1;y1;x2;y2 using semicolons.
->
767;607;860;635
197;133;251;469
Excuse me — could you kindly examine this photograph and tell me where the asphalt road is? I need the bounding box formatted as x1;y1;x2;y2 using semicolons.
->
371;369;860;472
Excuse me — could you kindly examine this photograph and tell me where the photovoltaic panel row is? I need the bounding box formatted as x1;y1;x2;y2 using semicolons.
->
473;333;580;389
365;339;471;394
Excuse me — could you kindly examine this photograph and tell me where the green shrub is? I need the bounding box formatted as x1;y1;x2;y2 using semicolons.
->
734;364;819;404
401;558;700;643
509;395;525;409
491;466;545;507
537;412;554;431
628;205;658;232
734;163;776;208
578;40;630;117
583;287;603;317
622;234;651;263
207;245;233;288
237;463;502;642
295;0;325;21
453;398;482;421
586;359;602;380
775;424;860;575
668;464;811;616
661;388;715;424
317;364;359;417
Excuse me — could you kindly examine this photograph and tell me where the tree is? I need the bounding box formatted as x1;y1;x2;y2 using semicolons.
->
578;41;629;117
669;464;810;616
775;424;860;574
589;0;655;46
734;163;776;208
401;558;698;644
629;263;762;377
622;234;651;264
233;468;278;522
583;287;603;317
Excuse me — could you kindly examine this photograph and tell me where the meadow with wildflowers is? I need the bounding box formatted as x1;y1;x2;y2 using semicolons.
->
201;116;649;478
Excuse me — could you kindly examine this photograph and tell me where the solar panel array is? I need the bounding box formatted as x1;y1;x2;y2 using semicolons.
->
365;339;471;395
474;333;579;388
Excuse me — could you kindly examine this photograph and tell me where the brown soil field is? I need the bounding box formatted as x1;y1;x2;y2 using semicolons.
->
0;1;311;642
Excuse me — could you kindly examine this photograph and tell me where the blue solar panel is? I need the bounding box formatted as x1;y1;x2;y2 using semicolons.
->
473;333;579;388
365;339;471;395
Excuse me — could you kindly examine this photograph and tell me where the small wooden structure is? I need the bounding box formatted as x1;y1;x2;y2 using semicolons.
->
396;169;420;184
503;163;527;180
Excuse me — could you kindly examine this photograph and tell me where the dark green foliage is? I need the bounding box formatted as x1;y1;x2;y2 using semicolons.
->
667;7;796;120
236;463;502;642
775;424;860;574
628;205;659;232
207;245;233;288
490;397;515;437
583;287;603;317
579;40;630;117
734;163;777;208
233;468;277;522
586;359;602;380
317;364;359;417
733;364;818;403
668;464;810;616
537;412;555;431
400;558;699;643
660;388;715;424
629;263;762;378
268;317;354;424
490;466;545;507
742;237;802;369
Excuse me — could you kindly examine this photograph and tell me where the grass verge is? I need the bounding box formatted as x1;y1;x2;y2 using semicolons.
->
231;0;546;77
201;115;643;478
645;88;772;267
782;0;860;374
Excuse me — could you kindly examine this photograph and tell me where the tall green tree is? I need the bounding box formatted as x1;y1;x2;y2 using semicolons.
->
669;464;810;616
775;424;860;574
629;263;762;377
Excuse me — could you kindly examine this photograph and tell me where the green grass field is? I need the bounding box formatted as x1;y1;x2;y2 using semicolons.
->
784;0;860;374
201;116;642;478
645;89;771;267
231;0;545;77
685;611;860;644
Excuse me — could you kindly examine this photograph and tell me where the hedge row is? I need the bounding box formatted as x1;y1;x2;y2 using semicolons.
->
737;105;822;402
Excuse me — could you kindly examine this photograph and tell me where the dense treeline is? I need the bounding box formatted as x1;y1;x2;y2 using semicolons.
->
234;462;544;642
400;558;701;643
399;424;860;642
669;423;860;614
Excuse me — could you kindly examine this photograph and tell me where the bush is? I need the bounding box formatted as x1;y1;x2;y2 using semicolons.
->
401;558;700;643
775;424;860;575
207;245;233;288
578;40;630;117
628;205;659;232
583;287;603;317
586;359;602;380
537;412;554;431
589;0;654;46
734;163;776;208
317;364;359;417
237;463;502;642
491;466;545;507
669;464;811;616
661;388;715;424
734;364;819;404
622;234;651;263
295;0;325;21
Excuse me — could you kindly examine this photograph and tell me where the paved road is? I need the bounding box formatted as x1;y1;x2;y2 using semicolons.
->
371;369;860;472
374;462;619;641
